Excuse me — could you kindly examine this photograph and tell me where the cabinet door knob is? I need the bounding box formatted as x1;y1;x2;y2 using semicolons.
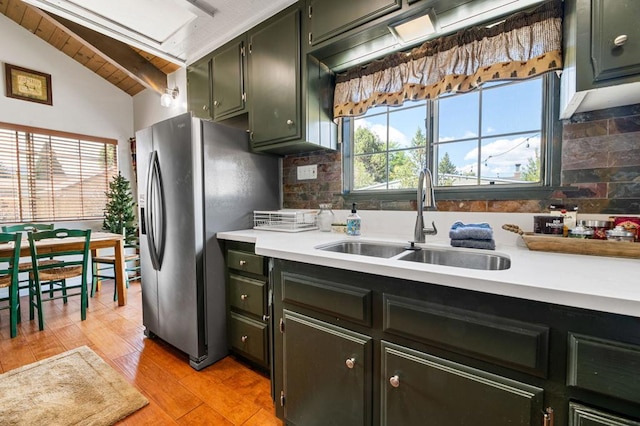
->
614;35;628;47
202;105;208;111
262;315;270;321
389;375;400;388
239;260;247;266
213;100;220;106
241;335;248;343
240;294;248;300
345;358;356;369
286;119;294;126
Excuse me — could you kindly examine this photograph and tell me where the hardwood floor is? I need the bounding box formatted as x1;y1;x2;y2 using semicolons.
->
0;280;282;425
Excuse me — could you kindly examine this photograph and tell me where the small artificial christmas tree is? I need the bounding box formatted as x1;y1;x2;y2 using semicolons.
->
102;171;138;244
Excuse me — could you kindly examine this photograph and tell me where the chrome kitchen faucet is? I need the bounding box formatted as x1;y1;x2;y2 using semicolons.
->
413;168;437;243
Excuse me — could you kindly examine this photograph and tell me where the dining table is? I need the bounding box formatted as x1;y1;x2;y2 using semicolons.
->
0;231;129;306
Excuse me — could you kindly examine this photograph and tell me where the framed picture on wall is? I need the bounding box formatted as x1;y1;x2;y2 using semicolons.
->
4;63;53;105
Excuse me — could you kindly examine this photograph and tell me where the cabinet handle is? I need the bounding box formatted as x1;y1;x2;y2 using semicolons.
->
389;375;400;388
614;34;628;47
240;294;248;300
241;335;248;343
239;260;247;266
542;407;554;426
345;358;356;369
213;100;220;107
286;119;294;126
202;105;208;111
262;314;270;321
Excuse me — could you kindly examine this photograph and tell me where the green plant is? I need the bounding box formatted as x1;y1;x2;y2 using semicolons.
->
102;172;137;244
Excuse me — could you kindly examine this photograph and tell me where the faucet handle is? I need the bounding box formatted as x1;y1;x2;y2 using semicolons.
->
424;221;437;236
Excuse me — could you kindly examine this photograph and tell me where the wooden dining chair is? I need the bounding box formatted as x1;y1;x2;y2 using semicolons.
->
0;232;22;338
1;223;57;294
27;228;92;331
1;223;55;233
91;244;140;301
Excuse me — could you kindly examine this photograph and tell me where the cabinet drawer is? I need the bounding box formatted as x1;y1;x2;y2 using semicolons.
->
227;249;265;275
229;312;268;365
567;333;640;404
383;294;549;377
281;272;372;326
569;402;640;426
229;274;266;318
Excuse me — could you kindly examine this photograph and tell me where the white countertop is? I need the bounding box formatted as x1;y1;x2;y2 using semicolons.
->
217;211;640;318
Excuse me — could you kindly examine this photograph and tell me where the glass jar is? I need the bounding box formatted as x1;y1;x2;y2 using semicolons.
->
317;203;334;232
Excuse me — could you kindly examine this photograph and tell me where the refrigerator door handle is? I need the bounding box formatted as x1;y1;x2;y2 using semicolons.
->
146;150;165;270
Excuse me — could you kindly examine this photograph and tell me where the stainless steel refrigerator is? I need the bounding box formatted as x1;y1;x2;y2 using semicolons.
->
136;112;280;370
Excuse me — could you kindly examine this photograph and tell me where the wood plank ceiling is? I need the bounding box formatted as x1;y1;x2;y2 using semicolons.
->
0;0;181;96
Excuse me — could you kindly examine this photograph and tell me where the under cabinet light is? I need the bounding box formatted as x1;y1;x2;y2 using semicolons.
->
388;8;438;45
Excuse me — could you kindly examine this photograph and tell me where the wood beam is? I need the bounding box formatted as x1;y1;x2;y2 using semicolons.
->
37;9;168;94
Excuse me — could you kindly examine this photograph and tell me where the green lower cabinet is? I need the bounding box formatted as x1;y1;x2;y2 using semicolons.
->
381;341;544;426
283;310;372;426
229;312;268;365
569;403;640;426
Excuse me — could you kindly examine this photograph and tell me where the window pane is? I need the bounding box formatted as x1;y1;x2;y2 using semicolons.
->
354;153;387;190
388;102;426;149
0;124;117;222
353;113;387;155
482;78;542;135
438;91;479;142
480;133;541;185
435;140;479;186
0;130;21;223
390;148;424;189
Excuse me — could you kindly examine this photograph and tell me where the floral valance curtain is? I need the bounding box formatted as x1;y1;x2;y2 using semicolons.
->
333;0;563;119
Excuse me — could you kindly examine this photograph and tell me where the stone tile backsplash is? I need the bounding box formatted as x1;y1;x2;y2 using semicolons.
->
283;104;640;215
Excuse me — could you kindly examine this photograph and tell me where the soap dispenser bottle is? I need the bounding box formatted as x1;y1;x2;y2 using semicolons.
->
346;203;361;236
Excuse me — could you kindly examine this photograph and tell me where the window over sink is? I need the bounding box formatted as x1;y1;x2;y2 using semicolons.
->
343;73;561;199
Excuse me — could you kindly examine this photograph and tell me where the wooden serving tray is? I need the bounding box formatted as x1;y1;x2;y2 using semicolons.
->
502;224;640;259
521;233;640;259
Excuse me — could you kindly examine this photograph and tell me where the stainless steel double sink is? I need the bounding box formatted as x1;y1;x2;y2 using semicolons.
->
316;240;511;271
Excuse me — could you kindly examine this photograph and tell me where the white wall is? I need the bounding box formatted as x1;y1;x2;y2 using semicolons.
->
0;14;135;183
133;68;188;132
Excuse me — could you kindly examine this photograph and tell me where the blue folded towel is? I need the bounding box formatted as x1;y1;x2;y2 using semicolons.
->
449;221;494;240
451;239;496;250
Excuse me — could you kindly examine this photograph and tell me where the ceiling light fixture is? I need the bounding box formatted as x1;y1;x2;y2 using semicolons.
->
388;8;438;45
160;87;179;107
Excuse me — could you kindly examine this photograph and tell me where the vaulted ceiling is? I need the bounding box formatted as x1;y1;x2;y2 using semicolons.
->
1;0;180;96
1;0;295;96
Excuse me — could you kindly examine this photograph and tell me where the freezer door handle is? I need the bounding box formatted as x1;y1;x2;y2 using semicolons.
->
145;150;165;270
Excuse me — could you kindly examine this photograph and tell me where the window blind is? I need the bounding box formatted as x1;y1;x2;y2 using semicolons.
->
0;122;118;222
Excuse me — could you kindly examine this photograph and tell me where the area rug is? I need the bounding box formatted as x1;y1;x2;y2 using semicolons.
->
0;345;148;425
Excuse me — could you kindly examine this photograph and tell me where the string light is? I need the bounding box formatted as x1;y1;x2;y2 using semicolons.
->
482;133;539;167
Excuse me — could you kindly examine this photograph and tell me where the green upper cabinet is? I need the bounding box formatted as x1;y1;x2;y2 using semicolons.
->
306;0;401;46
248;6;301;146
211;34;247;121
186;53;213;120
560;0;640;118
247;4;337;155
589;0;640;84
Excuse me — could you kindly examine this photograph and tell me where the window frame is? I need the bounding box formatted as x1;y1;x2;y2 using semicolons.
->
0;122;118;223
342;72;562;202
